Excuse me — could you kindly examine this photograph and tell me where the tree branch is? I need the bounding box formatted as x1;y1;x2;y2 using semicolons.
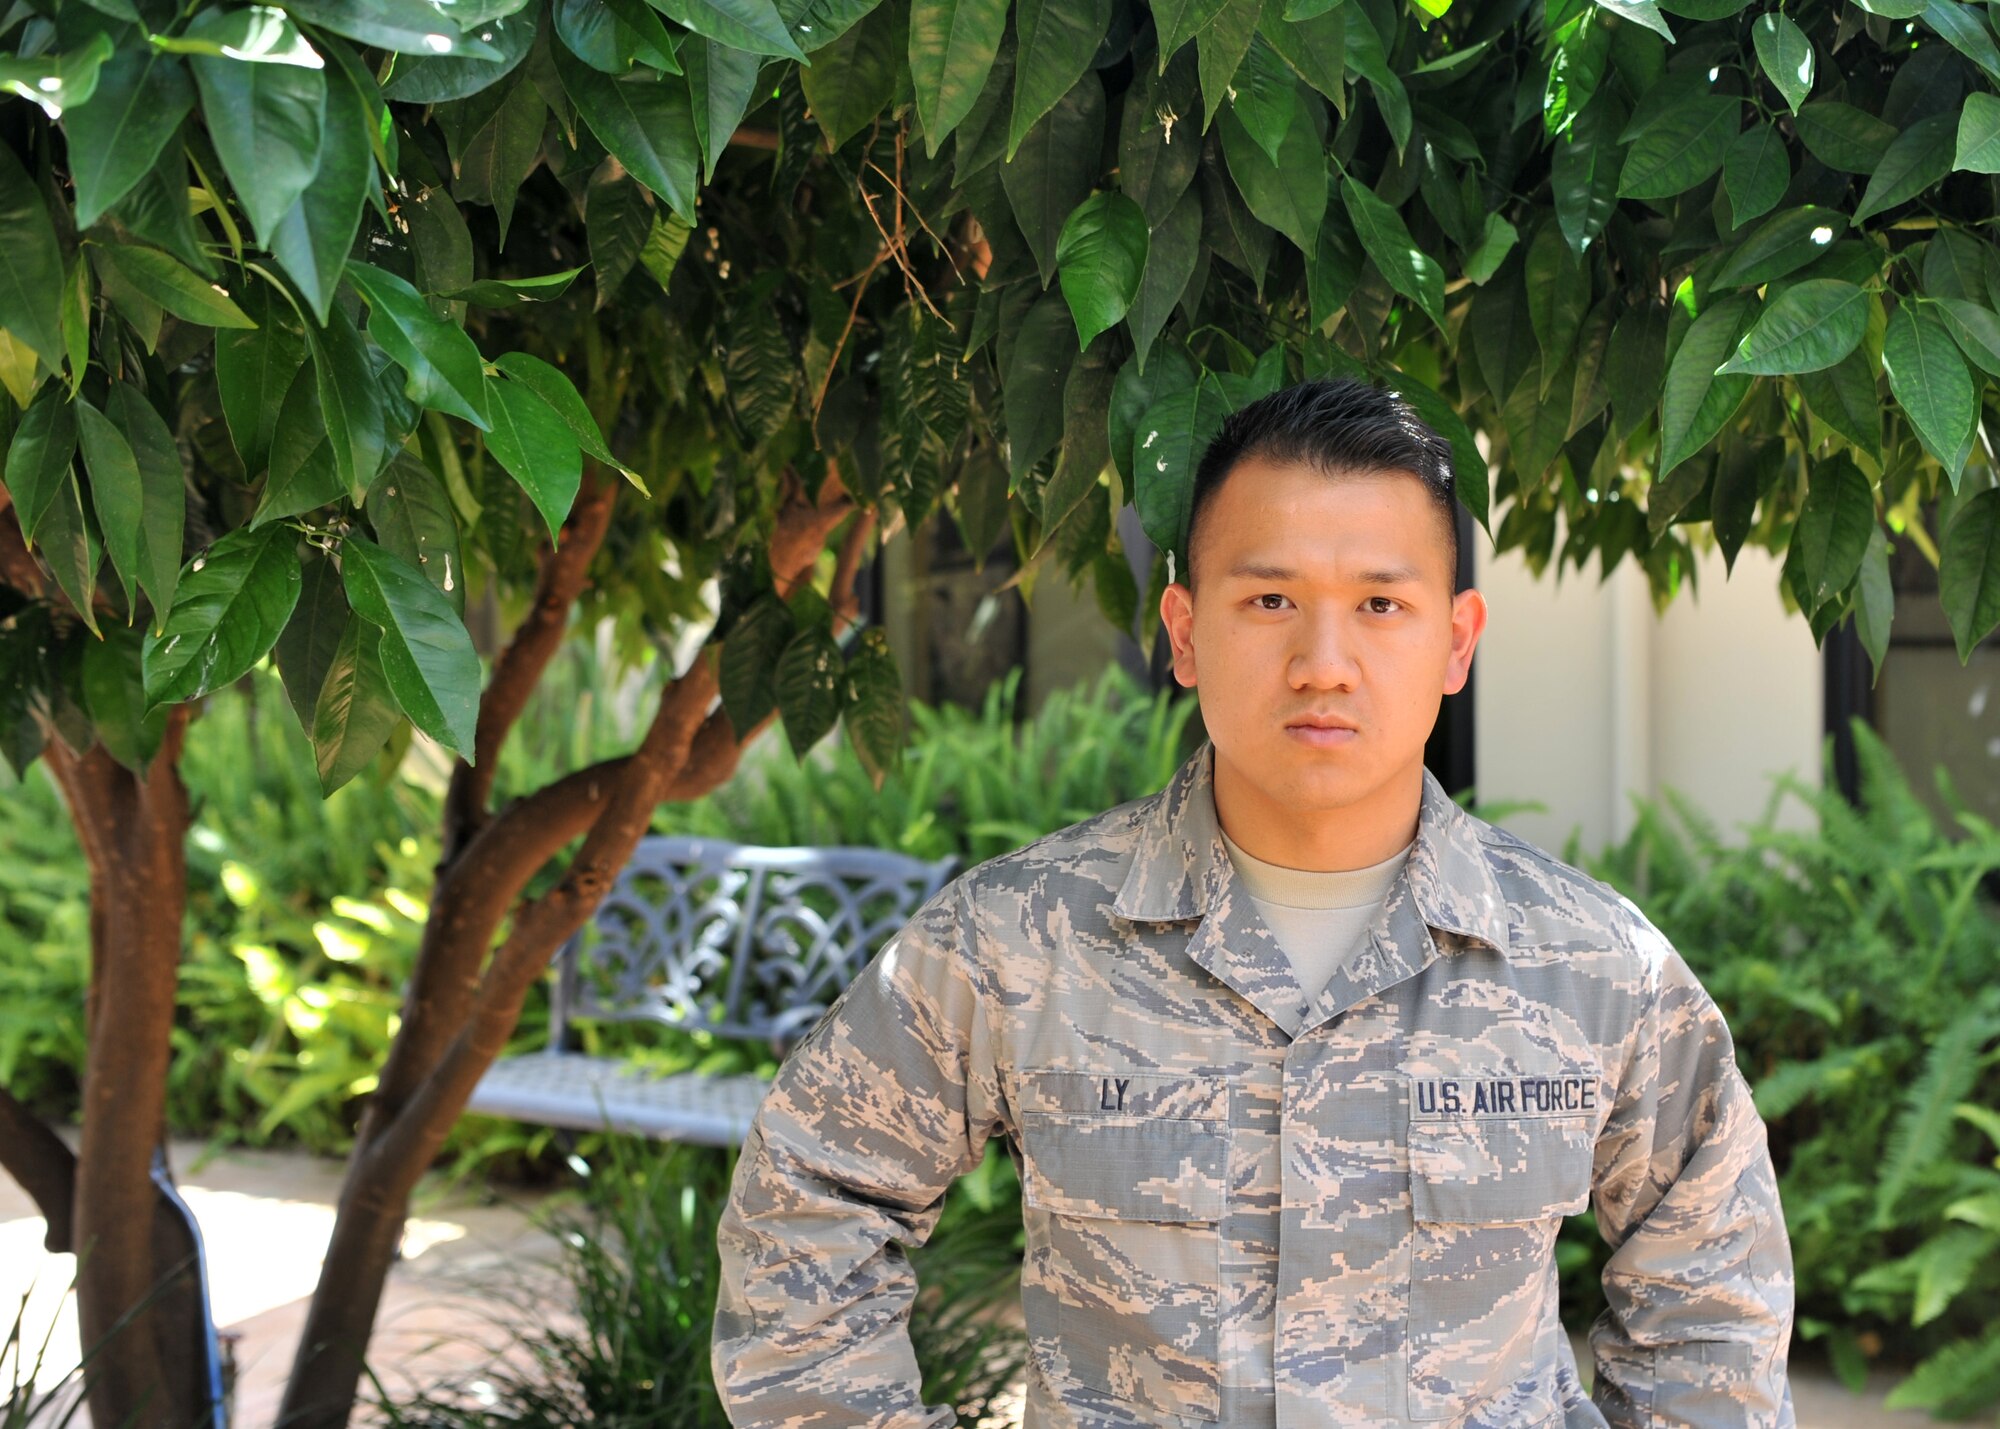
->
0;1084;75;1253
440;468;619;864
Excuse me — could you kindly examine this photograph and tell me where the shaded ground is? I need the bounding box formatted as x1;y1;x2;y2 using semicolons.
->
0;1132;1962;1426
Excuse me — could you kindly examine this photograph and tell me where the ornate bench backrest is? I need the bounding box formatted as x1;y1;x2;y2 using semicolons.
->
551;836;961;1047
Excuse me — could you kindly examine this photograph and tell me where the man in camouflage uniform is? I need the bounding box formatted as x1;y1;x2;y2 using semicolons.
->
713;378;1794;1427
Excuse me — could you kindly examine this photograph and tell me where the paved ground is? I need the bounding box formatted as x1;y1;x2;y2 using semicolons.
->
0;1131;1965;1427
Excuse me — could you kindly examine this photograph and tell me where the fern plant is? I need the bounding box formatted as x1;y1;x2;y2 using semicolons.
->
1569;718;2000;1409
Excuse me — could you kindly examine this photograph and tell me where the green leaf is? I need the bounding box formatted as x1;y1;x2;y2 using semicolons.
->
1713;206;1848;288
1006;0;1111;158
89;243;258;329
1386;368;1488;530
141;526;303;709
1957;92;2000;173
1794;101;1897;173
682;41;761;179
1118;47;1200;228
339;534;478;756
652;0;807;60
256;363;343;526
279;0;503;57
553;34;700;220
1110;343;1197;481
81;625;166;773
304;301;388;500
1154;0;1230;62
1525;221;1588;389
1924;230;1992;304
105;383;184;630
1718;280;1868;376
35;469;101;637
1595;0;1675;37
1854;112;1955;222
274;547;350;728
1797;347;1882;459
1552;92;1623;255
1127;186;1202;371
1616;93;1736;198
1055;192;1149;348
442;267;589;307
269;62;373;326
1340;177;1445;329
1223;38;1298;165
1197;0;1259;128
4;388;77;547
1885;304;1976;484
190;40;326;246
578;149;653;292
773;621;844;755
1501;360;1569;484
491;351;639;485
1751;13;1812;115
0;32;115;120
800;2;898;148
1658;294;1753;474
1722;122;1789;229
1264;0;1347;107
310;615;402;794
1792;452;1874;610
1134;372;1232;565
1937;298;2000;376
910;0;1008;154
1461;212;1518;285
485;376;584;542
382;7;538;101
367;449;465;615
1003;289;1077;478
1218;100;1326;254
65;47;195;229
1942;489;2000;661
216;283;306;478
840;626;904;788
1000;72;1105;286
1923;0;2000;82
1853;520;1892;685
75;399;143;610
344;261;493;429
719;592;795;734
0;143;67;370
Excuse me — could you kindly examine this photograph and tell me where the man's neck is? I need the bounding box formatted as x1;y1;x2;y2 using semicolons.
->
1211;749;1423;872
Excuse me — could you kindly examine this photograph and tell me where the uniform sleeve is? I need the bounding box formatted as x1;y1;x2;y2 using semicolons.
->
711;874;1005;1429
1587;912;1797;1429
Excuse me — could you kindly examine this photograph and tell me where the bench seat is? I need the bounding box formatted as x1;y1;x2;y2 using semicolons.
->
467;1050;772;1146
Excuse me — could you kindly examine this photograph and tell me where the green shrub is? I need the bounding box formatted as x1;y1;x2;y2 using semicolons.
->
1564;718;2000;1410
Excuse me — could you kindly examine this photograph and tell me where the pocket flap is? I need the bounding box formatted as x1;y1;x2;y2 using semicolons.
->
1410;1116;1593;1223
1020;1113;1229;1221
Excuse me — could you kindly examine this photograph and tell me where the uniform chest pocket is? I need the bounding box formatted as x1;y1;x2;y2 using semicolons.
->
1406;1115;1594;1420
1017;1071;1230;1423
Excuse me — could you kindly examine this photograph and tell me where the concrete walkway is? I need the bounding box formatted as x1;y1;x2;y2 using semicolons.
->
0;1132;1968;1427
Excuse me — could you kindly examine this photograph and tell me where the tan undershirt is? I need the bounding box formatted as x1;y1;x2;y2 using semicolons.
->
1217;825;1417;1002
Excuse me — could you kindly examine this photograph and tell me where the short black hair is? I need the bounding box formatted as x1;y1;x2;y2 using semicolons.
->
1184;377;1460;595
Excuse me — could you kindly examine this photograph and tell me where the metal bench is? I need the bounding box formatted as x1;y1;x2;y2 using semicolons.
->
466;836;960;1147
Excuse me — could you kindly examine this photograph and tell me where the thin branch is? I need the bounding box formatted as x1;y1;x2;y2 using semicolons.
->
440;468;619;862
0;1084;75;1253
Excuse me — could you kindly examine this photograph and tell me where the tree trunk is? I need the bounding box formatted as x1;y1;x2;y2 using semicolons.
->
277;466;870;1429
41;720;210;1429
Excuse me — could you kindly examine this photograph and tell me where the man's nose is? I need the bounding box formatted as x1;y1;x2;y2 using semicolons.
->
1288;609;1360;688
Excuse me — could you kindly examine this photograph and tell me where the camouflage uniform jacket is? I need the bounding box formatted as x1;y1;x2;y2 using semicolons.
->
713;738;1796;1429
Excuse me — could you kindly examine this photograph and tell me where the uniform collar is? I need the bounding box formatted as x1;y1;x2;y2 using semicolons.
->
1109;737;1511;959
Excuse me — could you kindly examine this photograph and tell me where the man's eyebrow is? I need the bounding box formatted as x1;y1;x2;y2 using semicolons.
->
1224;560;1426;585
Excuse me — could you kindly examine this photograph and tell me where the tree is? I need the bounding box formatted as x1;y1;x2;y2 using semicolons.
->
0;0;1992;1423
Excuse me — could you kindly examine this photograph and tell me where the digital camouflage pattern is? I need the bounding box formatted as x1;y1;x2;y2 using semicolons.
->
713;738;1795;1427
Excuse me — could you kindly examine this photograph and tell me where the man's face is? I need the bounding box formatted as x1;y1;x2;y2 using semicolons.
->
1160;456;1487;815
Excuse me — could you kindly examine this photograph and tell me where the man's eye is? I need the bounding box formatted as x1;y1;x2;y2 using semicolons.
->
1367;597;1402;614
1254;594;1289;610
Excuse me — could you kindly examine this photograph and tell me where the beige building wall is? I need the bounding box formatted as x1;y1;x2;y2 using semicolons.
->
1472;529;1825;858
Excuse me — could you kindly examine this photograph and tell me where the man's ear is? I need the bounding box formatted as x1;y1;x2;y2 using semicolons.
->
1162;580;1198;688
1443;588;1488;697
